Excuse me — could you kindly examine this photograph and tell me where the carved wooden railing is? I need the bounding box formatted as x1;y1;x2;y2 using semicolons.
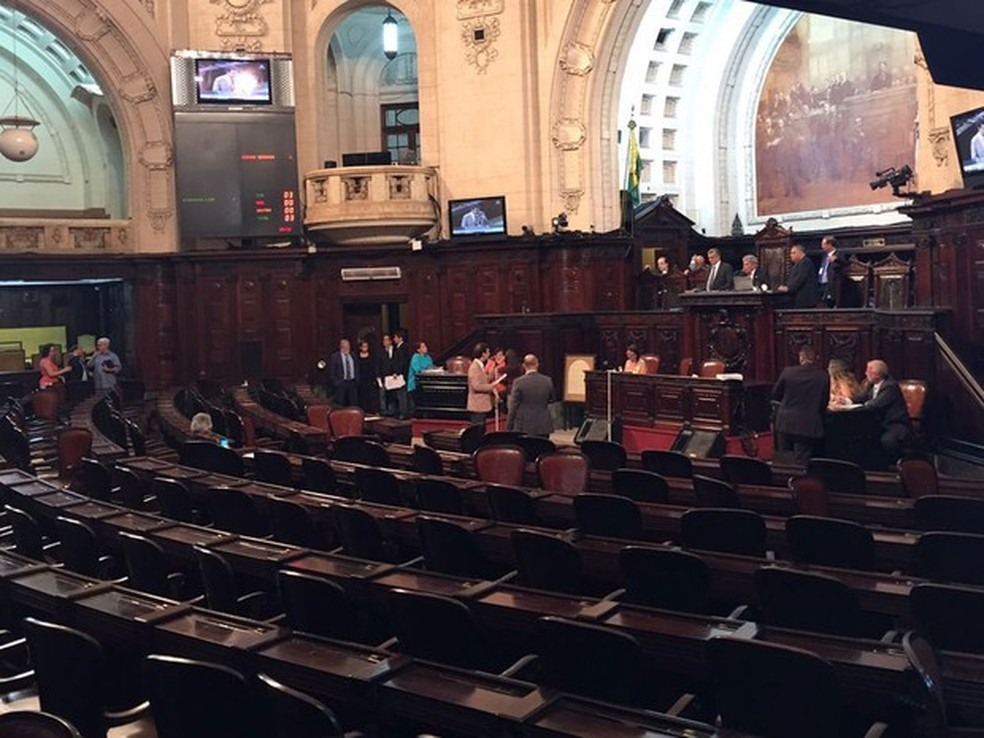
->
0;217;133;254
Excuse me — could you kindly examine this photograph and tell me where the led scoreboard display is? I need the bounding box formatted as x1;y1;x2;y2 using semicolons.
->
175;111;300;239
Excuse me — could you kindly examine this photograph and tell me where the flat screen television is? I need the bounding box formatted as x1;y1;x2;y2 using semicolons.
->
950;104;984;188
194;58;272;106
449;196;507;238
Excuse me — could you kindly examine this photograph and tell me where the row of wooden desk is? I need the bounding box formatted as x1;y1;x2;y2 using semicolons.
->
1;465;978;731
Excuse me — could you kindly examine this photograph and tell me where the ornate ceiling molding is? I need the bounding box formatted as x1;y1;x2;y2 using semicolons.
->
458;0;502;74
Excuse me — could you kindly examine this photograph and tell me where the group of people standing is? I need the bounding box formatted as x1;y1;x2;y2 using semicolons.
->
327;330;432;420
37;337;121;393
772;346;913;465
466;342;555;437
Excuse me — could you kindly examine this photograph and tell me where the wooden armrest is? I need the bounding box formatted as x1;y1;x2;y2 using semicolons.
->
376;637;399;651
500;653;538;679
105;700;151;726
665;692;699;718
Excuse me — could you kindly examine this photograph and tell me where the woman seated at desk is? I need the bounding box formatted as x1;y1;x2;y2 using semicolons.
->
623;344;647;374
828;359;860;406
189;411;228;446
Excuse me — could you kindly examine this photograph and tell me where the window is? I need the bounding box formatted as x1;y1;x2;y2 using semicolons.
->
638;127;652;148
692;2;711;23
640;159;653;183
664;97;679;118
662;129;676;150
645;61;661;84
663;160;677;184
381;103;420;164
640;94;654;116
654;28;674;51
679;32;697;55
669;64;686;86
668;0;685;19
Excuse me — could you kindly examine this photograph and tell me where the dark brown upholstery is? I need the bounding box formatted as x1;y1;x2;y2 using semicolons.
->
537;452;589;494
898;379;927;433
790;476;829;516
678;357;693;376
899;457;938;499
473;445;526;487
56;428;93;481
32;389;61;421
328;406;364;439
306;405;331;432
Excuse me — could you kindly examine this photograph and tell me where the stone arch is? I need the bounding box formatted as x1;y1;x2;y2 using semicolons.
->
17;0;175;251
300;0;435;174
549;0;651;232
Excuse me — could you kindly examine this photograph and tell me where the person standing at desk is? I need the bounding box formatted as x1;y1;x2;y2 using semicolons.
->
777;244;819;308
772;346;829;464
704;248;735;291
467;342;504;426
818;235;845;307
837;359;912;461
507;354;554;437
741;254;770;290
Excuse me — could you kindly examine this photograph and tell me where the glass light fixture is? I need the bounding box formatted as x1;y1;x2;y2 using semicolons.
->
382;11;398;61
0;2;40;163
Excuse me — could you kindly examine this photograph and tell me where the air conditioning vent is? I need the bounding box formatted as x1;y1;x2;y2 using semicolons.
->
339;266;402;282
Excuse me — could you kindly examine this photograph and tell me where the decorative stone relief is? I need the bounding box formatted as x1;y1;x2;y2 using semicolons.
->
461;17;500;74
3;227;42;250
928;126;950;167
560;42;594;76
70;227;111;250
388;175;411;200
142;1;155;16
120;73;158;104
552;118;587;151
74;8;110;41
343;176;369;201
210;0;273;50
312;179;327;204
457;0;504;20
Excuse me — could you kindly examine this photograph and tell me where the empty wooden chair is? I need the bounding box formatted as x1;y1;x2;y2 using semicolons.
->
331;504;391;562
537;451;589;494
473;445;526;487
640;354;661;375
692;475;741;508
807;457;866;493
720;454;772;486
354;466;403;507
252;450;294;487
412;444;444;475
269;497;319;547
698;360;725;377
417;516;498;579
204;487;268;537
573;494;642;540
899;457;939;499
487;484;541;525
785;515;876;571
898;379;927;434
680;508;767;558
332;435;390;467
276;570;357;641
114;466;152;510
152;477;201;524
902;632;984;738
914;495;984;534
0;711;82;738
143;654;262;738
578;440;627;471
476;431;524;450
910;583;984;656
640;449;693;479
619;546;710;613
6;505;54;561
81;457;115;502
31;389;61;422
916;531;984;586
610;468;670;503
257;672;346;738
56;428;92;482
515;434;556;463
677;357;693;376
300;457;336;494
790;476;829;516
328;406;365;438
118;531;186;600
54;517;116;579
511;529;586;596
306;404;331;431
415;477;465;515
193;547;268;619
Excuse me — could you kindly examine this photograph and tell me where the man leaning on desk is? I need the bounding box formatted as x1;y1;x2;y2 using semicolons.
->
831;359;912;461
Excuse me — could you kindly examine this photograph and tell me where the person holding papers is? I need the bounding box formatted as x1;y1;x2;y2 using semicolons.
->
467;342;505;426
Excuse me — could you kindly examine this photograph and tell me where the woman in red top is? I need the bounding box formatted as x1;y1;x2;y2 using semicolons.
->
38;344;70;389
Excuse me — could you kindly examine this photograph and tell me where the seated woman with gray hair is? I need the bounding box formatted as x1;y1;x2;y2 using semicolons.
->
189;412;223;444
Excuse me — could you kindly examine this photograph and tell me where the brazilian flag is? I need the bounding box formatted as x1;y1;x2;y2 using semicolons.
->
625;124;642;208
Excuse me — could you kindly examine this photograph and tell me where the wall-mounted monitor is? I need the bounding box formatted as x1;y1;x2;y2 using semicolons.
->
448;196;507;238
194;58;271;106
171;51;294;111
950;104;984;189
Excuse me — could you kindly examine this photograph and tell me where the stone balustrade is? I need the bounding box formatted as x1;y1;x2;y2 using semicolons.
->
0;218;133;254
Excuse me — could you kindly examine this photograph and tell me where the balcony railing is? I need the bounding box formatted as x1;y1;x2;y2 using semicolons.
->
303;165;439;246
0;218;133;253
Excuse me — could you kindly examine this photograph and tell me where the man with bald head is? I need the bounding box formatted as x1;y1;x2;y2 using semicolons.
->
506;354;554;437
844;359;912;460
777;244;819;308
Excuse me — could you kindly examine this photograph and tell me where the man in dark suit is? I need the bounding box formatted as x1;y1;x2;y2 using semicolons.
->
772;346;829;464
846;359;912;460
66;345;90;382
818;235;846;307
328;338;359;407
507;354;554;437
704;248;735;291
741;254;770;290
390;329;411;419
778;244;819;308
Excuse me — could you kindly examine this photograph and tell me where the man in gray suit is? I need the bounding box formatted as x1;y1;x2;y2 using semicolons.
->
507;354;554;437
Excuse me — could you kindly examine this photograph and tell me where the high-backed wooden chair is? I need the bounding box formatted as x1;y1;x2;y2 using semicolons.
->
305;405;331;432
898;379;927;435
56;427;93;482
32;389;61;422
698;360;725;378
677;357;693;376
445;356;470;375
640;354;661;375
900;457;939;499
473;445;526;487
537;452;589;494
789;476;829;516
327;406;364;439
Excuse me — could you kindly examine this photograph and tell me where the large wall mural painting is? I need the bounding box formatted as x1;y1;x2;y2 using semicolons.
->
755;15;917;216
